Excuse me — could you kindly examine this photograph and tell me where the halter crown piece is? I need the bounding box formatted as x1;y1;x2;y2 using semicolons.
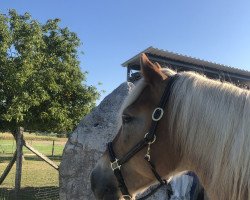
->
107;75;179;200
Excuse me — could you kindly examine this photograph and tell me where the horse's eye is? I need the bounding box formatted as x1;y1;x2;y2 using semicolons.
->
122;115;133;124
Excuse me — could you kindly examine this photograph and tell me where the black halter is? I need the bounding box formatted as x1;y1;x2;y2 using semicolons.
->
107;75;178;200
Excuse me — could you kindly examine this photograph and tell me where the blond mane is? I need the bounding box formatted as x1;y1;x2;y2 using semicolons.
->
122;68;250;199
168;71;250;200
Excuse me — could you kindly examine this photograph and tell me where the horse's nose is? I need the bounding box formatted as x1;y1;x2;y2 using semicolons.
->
91;166;120;200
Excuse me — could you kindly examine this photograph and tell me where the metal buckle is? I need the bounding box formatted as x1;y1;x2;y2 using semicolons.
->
152;108;164;121
110;158;121;171
122;194;132;199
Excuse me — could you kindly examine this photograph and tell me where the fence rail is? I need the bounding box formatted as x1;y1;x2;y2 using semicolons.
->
0;128;64;200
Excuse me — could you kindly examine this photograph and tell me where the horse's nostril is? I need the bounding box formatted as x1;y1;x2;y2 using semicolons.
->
105;187;111;193
104;185;115;193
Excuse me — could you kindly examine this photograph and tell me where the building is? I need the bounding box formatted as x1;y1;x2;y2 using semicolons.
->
122;47;250;89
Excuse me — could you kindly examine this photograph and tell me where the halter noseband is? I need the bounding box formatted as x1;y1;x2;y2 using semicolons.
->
107;75;178;200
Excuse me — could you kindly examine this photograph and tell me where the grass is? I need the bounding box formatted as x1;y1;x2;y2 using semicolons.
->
0;132;67;157
0;139;66;157
0;132;64;141
0;159;60;188
0;159;60;199
0;186;59;200
0;132;67;191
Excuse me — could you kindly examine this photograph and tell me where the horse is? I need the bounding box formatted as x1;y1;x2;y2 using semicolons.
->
91;54;250;200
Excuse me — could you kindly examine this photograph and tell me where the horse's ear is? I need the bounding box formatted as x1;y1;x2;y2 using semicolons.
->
140;53;166;85
155;62;162;70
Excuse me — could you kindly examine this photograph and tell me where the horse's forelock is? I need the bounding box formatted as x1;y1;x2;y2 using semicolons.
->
119;78;147;117
120;67;176;113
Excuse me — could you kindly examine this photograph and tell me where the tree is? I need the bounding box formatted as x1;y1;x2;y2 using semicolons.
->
0;10;100;134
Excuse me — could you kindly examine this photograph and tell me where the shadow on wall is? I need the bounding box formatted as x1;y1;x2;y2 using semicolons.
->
0;186;59;200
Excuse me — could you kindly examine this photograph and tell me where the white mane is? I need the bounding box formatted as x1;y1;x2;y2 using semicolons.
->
168;71;250;200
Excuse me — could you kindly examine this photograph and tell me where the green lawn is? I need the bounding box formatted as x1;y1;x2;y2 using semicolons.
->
0;160;60;188
0;159;60;200
0;139;65;157
0;132;67;157
0;132;63;141
0;133;67;190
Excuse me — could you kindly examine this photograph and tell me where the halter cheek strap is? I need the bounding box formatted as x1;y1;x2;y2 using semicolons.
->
108;142;131;199
107;75;178;200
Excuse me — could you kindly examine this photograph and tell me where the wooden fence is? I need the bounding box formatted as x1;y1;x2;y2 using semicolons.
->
0;127;59;200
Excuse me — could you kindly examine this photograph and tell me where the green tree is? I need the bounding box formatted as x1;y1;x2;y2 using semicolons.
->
0;10;99;134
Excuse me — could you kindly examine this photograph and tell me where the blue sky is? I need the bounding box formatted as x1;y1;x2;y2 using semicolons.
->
1;0;250;103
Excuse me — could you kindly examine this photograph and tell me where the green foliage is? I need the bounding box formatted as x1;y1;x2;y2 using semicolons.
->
0;10;100;133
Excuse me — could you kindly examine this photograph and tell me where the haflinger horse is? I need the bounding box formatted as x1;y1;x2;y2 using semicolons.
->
91;54;250;200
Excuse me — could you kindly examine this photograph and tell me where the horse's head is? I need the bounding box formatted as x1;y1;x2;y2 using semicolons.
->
91;54;182;200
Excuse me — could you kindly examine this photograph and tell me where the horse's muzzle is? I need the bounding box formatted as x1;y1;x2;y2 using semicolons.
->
91;165;121;200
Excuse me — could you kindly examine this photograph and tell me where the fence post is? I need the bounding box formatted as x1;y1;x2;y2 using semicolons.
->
15;127;24;200
52;140;55;157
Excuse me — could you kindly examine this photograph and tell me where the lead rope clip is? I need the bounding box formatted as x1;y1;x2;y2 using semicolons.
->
144;143;151;161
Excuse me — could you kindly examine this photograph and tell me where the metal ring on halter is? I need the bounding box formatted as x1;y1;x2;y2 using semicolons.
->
122;194;132;199
152;108;164;121
144;132;156;144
